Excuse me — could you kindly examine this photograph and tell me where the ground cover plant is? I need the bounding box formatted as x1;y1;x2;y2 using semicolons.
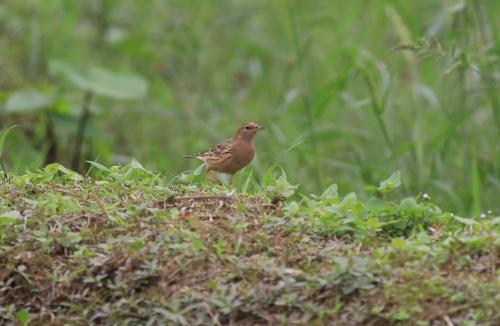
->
2;162;500;325
0;0;499;215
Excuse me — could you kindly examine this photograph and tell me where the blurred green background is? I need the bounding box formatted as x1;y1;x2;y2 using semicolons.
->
0;0;498;215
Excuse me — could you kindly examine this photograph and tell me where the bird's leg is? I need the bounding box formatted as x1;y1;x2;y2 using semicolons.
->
206;170;222;185
228;174;237;196
206;169;215;182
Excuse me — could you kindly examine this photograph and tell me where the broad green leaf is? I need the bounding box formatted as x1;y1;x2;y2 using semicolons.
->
49;60;148;100
45;163;83;181
341;192;358;205
56;164;83;179
89;66;147;99
0;125;17;159
273;173;298;198
399;197;418;210
86;160;111;173
322;184;338;199
378;171;401;193
49;60;96;91
5;90;53;113
365;197;386;210
130;159;146;170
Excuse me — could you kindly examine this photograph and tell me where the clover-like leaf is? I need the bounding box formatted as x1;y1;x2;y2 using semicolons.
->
322;184;338;199
378;171;401;193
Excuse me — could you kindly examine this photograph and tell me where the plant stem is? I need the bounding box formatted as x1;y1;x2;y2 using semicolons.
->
0;159;7;180
44;111;58;165
286;0;322;189
95;0;110;48
361;70;394;153
72;91;93;172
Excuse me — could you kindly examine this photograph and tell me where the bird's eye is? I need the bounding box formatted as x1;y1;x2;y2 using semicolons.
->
245;126;251;130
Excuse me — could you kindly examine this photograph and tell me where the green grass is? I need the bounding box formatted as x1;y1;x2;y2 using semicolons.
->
1;163;500;324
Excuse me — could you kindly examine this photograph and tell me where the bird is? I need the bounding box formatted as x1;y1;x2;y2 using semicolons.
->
184;122;263;182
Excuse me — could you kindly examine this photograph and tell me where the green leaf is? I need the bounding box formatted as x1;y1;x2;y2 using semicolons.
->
399;197;418;210
86;160;111;173
130;159;146;170
341;192;358;205
490;217;500;225
322;184;338;199
394;308;410;321
365;217;382;229
49;60;148;100
0;210;20;224
213;240;227;259
378;171;401;193
453;215;478;226
5;90;53;113
193;163;205;176
191;234;205;253
44;163;83;181
0;125;17;160
391;237;408;249
272;173;298;198
18;308;30;325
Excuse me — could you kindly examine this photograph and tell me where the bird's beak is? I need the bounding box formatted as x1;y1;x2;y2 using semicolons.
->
257;125;264;130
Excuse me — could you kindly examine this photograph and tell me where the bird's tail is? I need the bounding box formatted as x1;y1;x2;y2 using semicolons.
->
183;155;203;160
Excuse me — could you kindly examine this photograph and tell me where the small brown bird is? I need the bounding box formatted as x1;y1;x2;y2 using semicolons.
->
185;122;263;181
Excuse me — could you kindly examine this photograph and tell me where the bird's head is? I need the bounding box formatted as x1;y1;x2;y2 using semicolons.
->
234;121;264;141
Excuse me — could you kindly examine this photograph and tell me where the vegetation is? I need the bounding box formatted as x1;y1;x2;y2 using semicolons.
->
0;0;498;215
1;1;499;324
1;163;500;325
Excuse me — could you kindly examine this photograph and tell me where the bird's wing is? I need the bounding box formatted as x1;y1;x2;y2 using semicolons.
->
196;138;234;159
184;139;233;160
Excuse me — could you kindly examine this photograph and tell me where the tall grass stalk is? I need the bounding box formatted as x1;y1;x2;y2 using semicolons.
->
360;69;393;153
71;91;94;172
286;0;322;189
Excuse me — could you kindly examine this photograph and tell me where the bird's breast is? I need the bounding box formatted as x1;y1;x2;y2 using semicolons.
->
232;142;255;169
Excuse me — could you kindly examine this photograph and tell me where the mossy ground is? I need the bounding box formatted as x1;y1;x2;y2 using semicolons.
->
1;163;500;325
